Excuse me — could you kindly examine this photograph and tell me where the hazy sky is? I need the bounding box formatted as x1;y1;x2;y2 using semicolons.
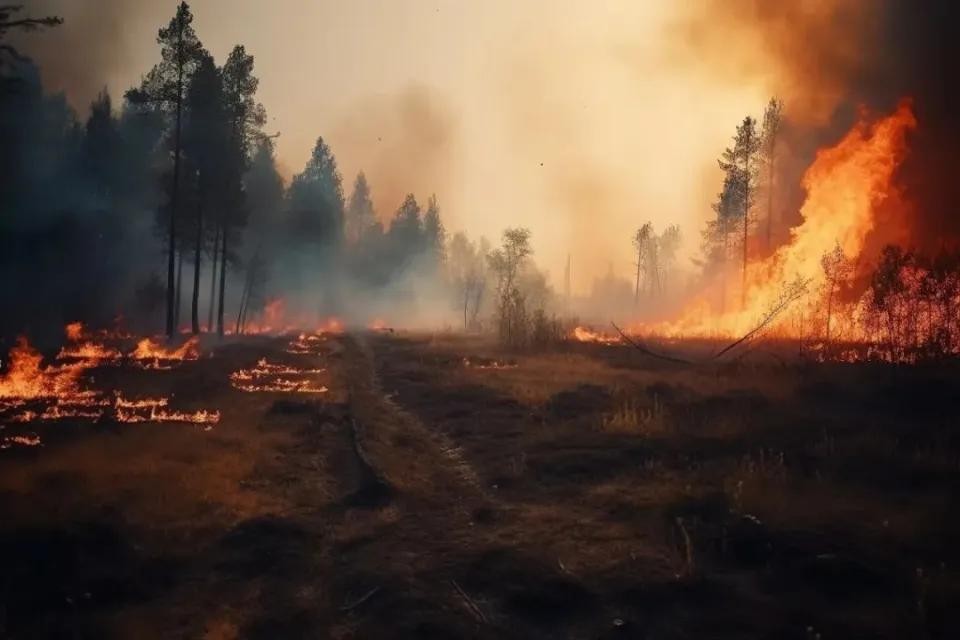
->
20;0;775;292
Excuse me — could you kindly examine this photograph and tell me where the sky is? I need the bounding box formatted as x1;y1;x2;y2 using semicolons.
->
19;0;777;293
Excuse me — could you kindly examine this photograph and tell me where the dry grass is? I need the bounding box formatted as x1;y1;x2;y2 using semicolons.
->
599;392;669;435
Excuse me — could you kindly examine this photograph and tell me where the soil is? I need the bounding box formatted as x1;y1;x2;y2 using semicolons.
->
1;331;958;638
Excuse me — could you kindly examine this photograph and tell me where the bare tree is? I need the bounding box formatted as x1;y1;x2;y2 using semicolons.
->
633;222;656;303
820;243;852;348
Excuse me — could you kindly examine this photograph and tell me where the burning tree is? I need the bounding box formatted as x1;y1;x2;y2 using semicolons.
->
819;243;853;349
718;115;761;308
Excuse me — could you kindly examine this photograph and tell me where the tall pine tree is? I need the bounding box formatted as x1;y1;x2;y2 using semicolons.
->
126;1;204;337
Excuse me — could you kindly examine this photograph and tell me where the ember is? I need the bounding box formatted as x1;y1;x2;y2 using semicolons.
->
462;357;518;370
570;326;620;345
230;358;328;394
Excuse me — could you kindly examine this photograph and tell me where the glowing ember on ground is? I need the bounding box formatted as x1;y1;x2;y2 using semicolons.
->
230;358;328;394
286;333;326;355
462;357;518;370
0;433;41;449
571;326;620;345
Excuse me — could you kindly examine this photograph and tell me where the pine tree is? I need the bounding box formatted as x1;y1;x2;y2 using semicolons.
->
216;44;263;336
718;115;761;308
183;50;228;335
289;136;345;245
345;171;376;244
422;194;446;269
125;1;204;337
761;97;783;252
82;89;120;200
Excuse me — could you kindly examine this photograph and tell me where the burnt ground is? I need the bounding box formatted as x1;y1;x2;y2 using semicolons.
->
1;331;959;638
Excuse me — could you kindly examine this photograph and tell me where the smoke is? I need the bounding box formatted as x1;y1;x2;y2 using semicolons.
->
330;85;460;224
673;0;960;251
13;0;143;114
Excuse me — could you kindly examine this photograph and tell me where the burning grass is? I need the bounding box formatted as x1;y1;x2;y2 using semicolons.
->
0;332;220;447
570;326;620;345
230;357;329;394
130;335;201;369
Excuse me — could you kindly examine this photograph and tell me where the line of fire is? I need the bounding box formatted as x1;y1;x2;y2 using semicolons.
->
1;2;959;638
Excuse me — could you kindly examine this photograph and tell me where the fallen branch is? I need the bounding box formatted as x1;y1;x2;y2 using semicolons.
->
451;579;487;624
709;277;810;361
340;586;381;612
612;277;810;366
610;322;692;365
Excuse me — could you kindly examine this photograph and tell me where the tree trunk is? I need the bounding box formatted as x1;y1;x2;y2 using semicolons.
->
190;188;203;335
235;272;249;335
825;280;834;348
766;153;775;253
634;246;642;305
720;227;727;315
166;76;183;338
207;225;219;333
742;158;751;309
175;249;183;331
217;227;227;337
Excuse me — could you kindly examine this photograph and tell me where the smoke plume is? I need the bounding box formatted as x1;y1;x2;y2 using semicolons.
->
675;0;960;251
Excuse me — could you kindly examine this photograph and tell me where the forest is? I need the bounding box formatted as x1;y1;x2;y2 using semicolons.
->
2;3;960;639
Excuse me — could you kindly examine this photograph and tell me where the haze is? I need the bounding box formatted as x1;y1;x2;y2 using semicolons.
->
19;0;774;292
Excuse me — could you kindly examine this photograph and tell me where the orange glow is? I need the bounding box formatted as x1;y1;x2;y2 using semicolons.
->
0;336;219;431
130;336;200;369
652;100;918;340
571;326;620;345
0;337;91;402
230;357;329;394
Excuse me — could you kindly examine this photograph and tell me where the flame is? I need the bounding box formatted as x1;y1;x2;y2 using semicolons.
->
0;434;42;449
1;336;219;429
658;100;918;339
230;357;329;394
286;333;325;355
65;322;85;342
571;326;620;344
0;337;90;401
316;317;344;334
130;336;200;369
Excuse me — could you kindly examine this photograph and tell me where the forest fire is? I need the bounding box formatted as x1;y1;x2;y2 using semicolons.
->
130;335;201;369
646;100;947;361
56;322;123;363
0;333;219;442
230;358;328;394
571;326;620;345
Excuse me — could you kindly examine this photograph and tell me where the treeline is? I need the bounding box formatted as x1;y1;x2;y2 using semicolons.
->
699;98;784;311
0;3;450;339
